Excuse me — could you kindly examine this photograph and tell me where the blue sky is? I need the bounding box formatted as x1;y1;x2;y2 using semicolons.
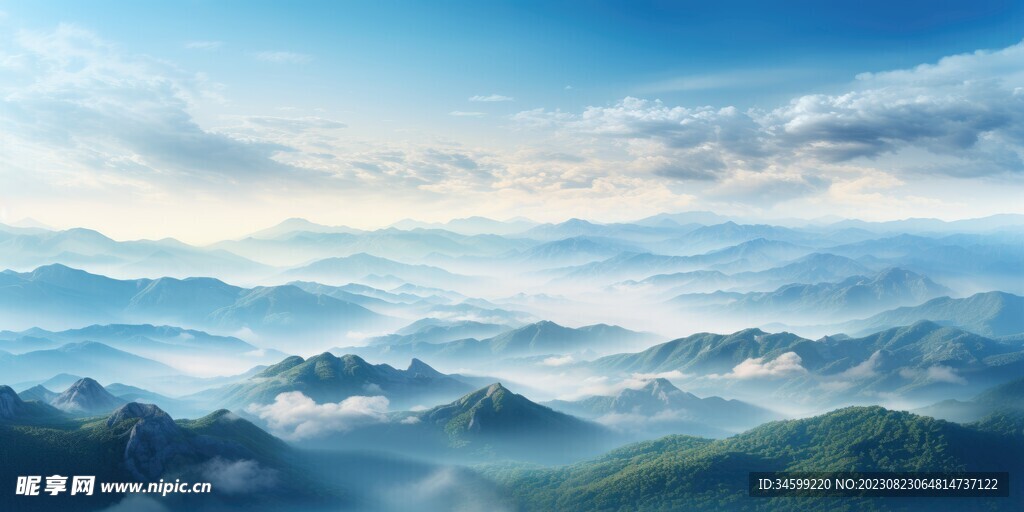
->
0;1;1022;241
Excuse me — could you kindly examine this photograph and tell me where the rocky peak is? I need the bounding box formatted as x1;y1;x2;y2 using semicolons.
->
107;403;191;481
0;385;24;419
407;358;444;378
52;378;125;414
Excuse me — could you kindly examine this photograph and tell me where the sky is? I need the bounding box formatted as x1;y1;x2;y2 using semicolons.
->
0;0;1022;243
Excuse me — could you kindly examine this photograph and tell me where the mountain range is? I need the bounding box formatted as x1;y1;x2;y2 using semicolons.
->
835;291;1024;338
316;383;618;465
591;321;1024;402
0;226;270;282
49;377;127;415
201;353;473;411
545;378;780;438
486;405;1024;511
339;320;658;366
670;267;953;323
0;395;331;511
914;376;1024;423
0;341;178;385
0;264;391;338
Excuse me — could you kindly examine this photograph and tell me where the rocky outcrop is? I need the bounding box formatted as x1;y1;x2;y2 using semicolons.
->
52;378;126;415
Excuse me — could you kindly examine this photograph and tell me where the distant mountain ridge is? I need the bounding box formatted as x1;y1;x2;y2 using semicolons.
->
204;353;472;410
836;291;1024;337
545;378;780;437
50;377;127;415
338;320;658;364
0;385;64;423
280;252;476;289
321;383;618;465
669;267;952;322
0;264;390;337
591;321;1024;401
0;226;270;281
0;341;178;385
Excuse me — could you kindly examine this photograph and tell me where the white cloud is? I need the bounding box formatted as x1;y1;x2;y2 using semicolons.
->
376;467;515;512
630;371;686;381
184;40;222;50
595;410;692;432
561;370;687;399
899;365;968;385
99;496;170;512
449;111;486;117
925;365;967;385
836;350;884;380
509;41;1024;207
201;458;277;494
247;392;389;439
0;24;307;193
253;51;311;64
718;352;807;379
540;355;574;367
469;94;513;102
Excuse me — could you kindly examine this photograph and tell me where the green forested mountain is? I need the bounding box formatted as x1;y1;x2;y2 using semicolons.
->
485;406;1024;511
0;399;332;512
591;322;1024;401
204;352;472;410
307;383;619;465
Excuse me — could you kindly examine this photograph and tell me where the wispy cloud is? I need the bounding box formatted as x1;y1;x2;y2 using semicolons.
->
469;94;514;102
253;51;311;64
0;24;304;192
200;458;278;494
636;68;806;93
449;110;486;117
184;40;223;50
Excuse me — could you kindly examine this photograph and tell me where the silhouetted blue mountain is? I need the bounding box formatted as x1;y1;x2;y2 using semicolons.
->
0;264;389;335
839;291;1024;337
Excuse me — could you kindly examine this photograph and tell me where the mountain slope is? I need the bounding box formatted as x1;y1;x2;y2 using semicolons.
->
545;378;779;437
672;268;952;322
336;383;618;465
50;378;127;415
592;322;1024;402
281;253;475;289
17;385;57;404
0;401;329;511
486;406;1024;512
344;321;657;364
0;342;179;385
208;353;472;410
485;321;656;356
0;385;65;424
839;291;1024;337
0;264;391;337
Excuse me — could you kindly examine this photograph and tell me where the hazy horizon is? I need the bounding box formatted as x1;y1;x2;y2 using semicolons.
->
1;1;1023;243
